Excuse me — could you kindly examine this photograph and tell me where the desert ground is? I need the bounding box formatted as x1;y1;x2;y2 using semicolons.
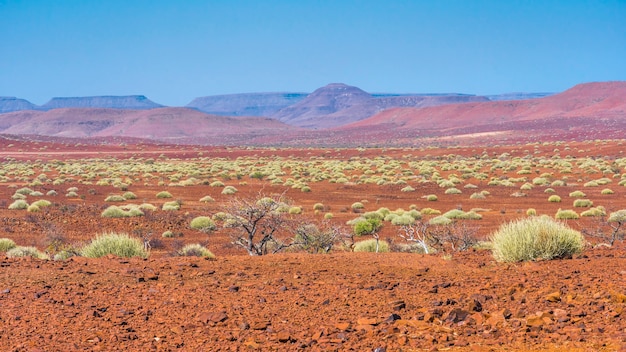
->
0;136;625;351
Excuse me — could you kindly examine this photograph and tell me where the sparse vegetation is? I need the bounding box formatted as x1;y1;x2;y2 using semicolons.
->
81;233;148;258
490;216;584;262
176;244;215;258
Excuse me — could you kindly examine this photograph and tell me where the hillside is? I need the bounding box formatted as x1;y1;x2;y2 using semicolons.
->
40;95;163;110
0;107;299;143
343;81;626;131
271;83;489;129
0;96;38;113
186;92;308;116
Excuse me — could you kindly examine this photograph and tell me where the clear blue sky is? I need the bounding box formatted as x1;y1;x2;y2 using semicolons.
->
1;0;625;106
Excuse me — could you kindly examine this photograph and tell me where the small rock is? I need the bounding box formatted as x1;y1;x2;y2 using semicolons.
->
1;289;9;294
445;308;470;323
546;291;561;302
357;317;378;326
277;331;291;343
251;321;269;330
335;322;351;331
384;313;401;323
228;285;240;292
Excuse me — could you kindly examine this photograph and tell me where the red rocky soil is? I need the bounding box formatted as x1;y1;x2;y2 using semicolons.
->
1;138;626;350
0;248;625;351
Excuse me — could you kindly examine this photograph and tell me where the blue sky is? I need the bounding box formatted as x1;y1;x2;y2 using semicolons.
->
1;0;625;106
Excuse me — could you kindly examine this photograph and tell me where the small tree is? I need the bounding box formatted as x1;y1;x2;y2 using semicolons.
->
353;217;383;252
221;193;293;256
294;222;350;254
398;222;431;253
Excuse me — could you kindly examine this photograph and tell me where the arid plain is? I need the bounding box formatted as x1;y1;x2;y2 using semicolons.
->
1;134;626;351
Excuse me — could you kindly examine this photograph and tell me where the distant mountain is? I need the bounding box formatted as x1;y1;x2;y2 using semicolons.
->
0;107;299;143
186;92;307;116
40;95;163;110
486;92;553;101
0;97;38;113
270;83;490;129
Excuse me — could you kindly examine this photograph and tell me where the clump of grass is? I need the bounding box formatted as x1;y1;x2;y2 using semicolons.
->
555;209;579;220
470;192;486;200
190;216;217;232
162;201;181;211
526;208;537;216
601;188;614;195
176;244;215;258
288;206;302;214
313;203;325;211
351;202;365;211
429;215;452;225
0;238;17;252
548;195;561;203
105;195;126;202
424;194;438;201
101;205;144;218
199;195;215;203
65;191;79;198
162;230;175;238
401;186;415;192
324;213;333;219
122;191;137;200
26;204;40;212
8;199;28;210
569;191;586;198
420;207;441;215
221;186;238;195
81;233;148;258
15;187;34;195
444;187;462;194
210;181;225;187
156;191;173;198
353;239;390;253
31;199;51;208
6;246;49;259
46;190;58;196
490;215;584;262
581;207;606;217
573;199;593;208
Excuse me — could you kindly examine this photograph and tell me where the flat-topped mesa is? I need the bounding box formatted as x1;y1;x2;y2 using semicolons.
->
40;95;163;110
186;92;308;116
0;97;38;113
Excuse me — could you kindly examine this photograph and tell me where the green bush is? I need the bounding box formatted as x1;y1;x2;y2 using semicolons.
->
162;201;181;211
162;230;175;238
221;186;238;195
526;208;537;216
105;195;126;202
190;216;217;232
353;239;389;253
401;186;415;192
548;195;561;202
6;246;49;259
324;213;333;219
569;191;586;198
581;207;606;217
353;218;382;236
601;188;614;195
8;199;28;210
31;199;51;208
177;243;215;258
490;216;584;262
444;187;462;194
156;191;173;198
0;238;17;252
15;187;34;195
470;192;486;199
101;205;143;218
26;204;40;212
122;191;137;200
429;215;452;225
351;202;365;211
313;203;325;211
81;233;148;258
573;199;593;208
425;194;438;201
199;195;215;203
420;207;441;215
46;190;58;196
288;206;302;214
210;181;225;187
555;209;579;220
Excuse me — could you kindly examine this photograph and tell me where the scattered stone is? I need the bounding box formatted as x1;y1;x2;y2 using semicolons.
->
277;331;291;343
228;285;240;292
384;313;401;323
357;317;378;326
335;322;351;331
546;291;561;302
445;308;470;323
251;321;269;330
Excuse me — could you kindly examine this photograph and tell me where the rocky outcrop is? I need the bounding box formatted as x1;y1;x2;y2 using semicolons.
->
0;97;38;113
40;95;163;110
186;92;307;116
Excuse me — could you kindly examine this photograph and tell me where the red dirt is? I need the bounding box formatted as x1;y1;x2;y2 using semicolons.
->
1;139;626;350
